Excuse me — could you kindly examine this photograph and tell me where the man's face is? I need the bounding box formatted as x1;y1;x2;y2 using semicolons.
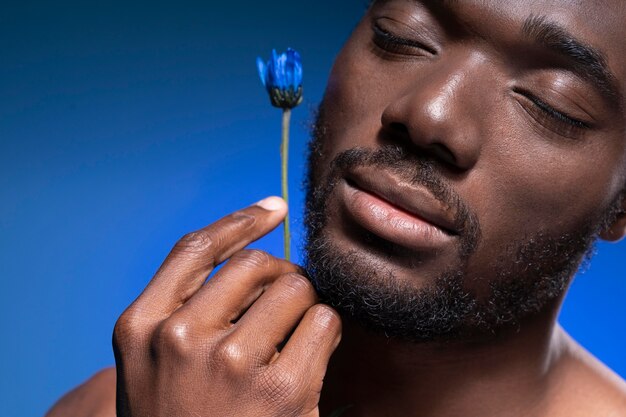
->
304;0;626;342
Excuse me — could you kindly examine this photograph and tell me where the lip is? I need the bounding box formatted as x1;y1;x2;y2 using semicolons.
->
339;166;458;251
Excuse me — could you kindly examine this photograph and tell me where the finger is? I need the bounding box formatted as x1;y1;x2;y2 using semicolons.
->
171;250;301;330
274;304;342;388
224;272;318;363
134;196;287;316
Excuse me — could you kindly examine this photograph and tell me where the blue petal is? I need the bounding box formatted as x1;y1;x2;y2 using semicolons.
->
266;51;273;88
286;48;302;88
256;57;267;87
276;50;288;89
258;48;304;107
292;50;303;87
285;51;293;88
293;62;302;87
284;54;293;88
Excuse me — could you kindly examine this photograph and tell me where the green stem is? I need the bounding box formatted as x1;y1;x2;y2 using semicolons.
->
281;108;291;261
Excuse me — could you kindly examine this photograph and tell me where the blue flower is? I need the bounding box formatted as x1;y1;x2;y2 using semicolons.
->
257;48;303;109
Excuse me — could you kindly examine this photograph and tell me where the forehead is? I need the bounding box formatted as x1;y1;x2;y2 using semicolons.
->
459;0;625;42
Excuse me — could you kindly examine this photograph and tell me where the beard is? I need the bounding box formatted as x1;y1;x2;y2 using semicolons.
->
303;103;624;343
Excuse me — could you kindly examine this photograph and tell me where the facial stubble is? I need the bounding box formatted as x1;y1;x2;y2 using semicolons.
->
303;104;622;343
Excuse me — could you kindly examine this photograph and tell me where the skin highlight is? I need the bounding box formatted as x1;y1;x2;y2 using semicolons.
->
47;1;626;416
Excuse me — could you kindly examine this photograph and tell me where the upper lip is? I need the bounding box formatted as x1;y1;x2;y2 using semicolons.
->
345;166;459;235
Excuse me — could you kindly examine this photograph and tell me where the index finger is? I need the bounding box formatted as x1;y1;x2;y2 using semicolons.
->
134;196;288;316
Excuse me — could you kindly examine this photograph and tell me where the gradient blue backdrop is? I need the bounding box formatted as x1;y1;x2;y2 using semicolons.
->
1;1;624;416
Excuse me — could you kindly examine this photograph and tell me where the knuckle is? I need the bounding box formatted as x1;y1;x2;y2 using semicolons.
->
113;307;148;349
213;339;251;375
231;249;272;269
309;304;342;332
228;211;256;227
277;273;315;297
151;318;196;359
174;230;216;256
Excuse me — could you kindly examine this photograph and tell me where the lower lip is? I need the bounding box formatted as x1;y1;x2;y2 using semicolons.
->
340;180;454;251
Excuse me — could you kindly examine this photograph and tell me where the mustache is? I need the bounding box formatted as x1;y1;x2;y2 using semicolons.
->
326;145;481;258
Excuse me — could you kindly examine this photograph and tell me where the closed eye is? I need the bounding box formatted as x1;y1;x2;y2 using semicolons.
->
372;22;437;56
515;89;590;129
513;89;592;139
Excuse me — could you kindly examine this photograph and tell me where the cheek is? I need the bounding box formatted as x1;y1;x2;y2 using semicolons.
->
321;29;392;155
474;134;625;248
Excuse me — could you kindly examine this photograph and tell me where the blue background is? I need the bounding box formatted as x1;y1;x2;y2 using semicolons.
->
1;1;624;416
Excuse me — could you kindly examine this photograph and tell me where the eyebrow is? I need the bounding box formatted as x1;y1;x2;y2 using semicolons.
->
521;15;621;108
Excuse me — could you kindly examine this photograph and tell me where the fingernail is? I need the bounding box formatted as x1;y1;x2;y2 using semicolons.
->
255;196;285;211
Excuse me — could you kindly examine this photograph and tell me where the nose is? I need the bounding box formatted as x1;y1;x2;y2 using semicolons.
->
380;51;487;171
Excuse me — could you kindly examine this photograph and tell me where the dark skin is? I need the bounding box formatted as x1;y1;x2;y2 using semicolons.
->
48;0;626;416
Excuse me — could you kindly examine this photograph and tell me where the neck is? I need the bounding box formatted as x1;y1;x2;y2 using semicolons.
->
319;305;566;417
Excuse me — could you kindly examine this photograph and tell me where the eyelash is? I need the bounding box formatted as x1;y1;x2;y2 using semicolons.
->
372;23;437;56
521;93;589;129
372;24;590;135
512;89;591;139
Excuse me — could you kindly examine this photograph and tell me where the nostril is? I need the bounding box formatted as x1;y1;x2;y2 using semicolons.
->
389;122;410;136
381;123;459;168
426;143;457;166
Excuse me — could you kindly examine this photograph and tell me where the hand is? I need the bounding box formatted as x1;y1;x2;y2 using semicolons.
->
113;197;342;417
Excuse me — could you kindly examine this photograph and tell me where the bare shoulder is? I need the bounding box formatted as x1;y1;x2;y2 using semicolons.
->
46;367;116;417
548;329;626;417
